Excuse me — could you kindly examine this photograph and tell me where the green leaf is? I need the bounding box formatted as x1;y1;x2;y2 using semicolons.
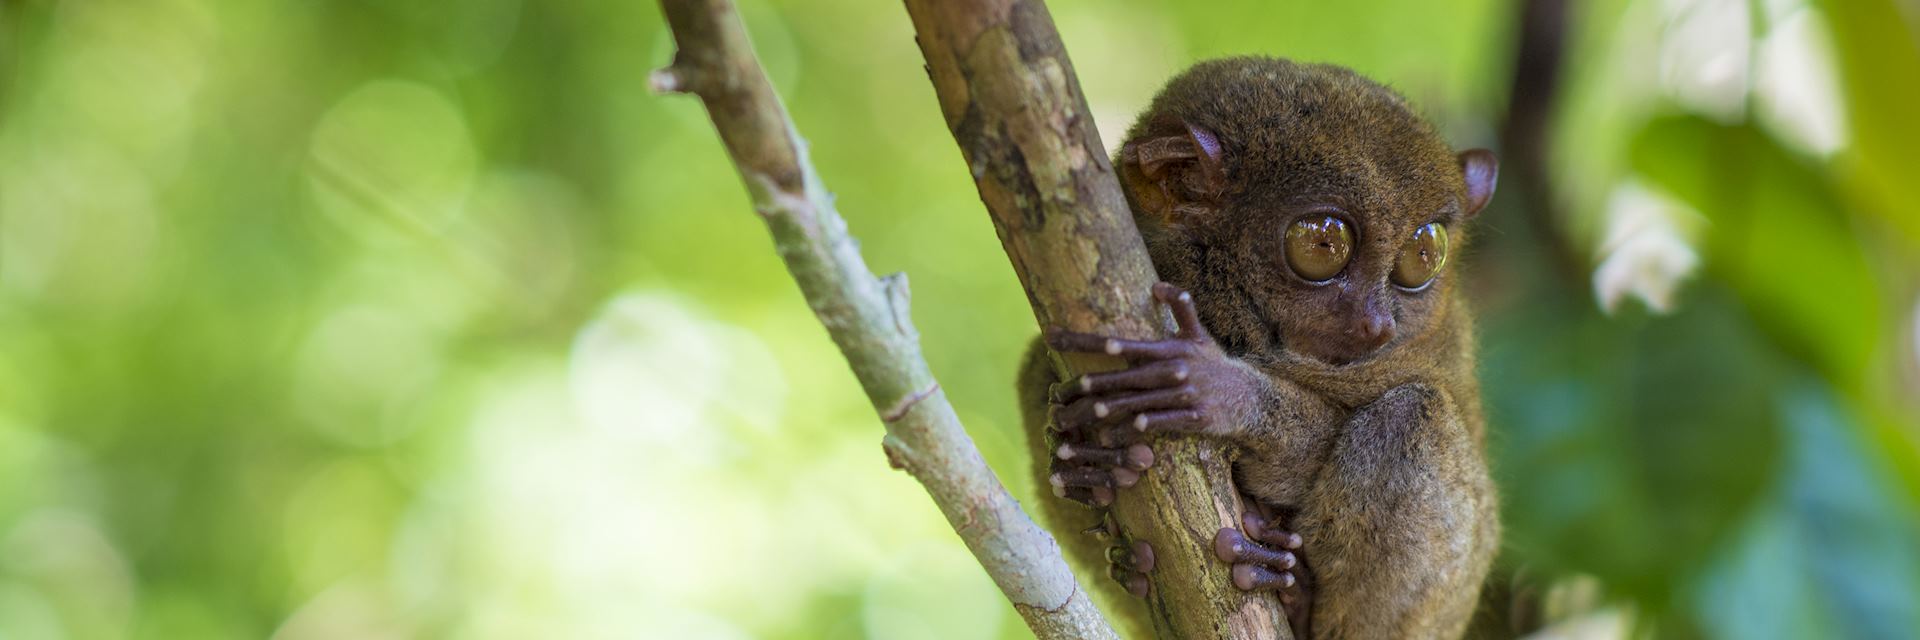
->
1485;288;1788;607
1816;0;1920;249
1691;383;1920;639
1629;116;1880;388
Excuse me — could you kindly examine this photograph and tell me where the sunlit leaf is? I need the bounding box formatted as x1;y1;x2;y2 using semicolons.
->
1816;0;1920;249
1629;115;1879;387
1485;287;1787;610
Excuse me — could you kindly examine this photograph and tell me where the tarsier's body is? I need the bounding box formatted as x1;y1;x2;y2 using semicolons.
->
1019;58;1500;639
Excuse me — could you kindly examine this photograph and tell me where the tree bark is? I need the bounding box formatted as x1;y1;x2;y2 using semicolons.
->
653;1;1117;638
898;1;1293;637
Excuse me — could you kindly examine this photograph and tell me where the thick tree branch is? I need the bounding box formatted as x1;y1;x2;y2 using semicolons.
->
653;1;1116;638
900;0;1292;637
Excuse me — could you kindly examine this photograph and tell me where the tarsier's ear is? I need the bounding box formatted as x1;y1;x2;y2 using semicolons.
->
1458;149;1498;217
1120;120;1228;222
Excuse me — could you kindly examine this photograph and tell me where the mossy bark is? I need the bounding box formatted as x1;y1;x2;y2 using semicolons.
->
900;0;1293;637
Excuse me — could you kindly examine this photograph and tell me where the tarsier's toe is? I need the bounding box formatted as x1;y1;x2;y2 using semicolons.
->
1105;540;1156;598
1230;563;1296;591
1110;567;1151;598
1213;528;1297;570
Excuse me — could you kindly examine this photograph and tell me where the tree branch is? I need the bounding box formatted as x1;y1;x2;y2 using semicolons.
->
653;1;1117;638
899;1;1292;637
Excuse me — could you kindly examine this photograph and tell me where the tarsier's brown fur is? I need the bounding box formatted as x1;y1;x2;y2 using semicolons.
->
1019;57;1499;639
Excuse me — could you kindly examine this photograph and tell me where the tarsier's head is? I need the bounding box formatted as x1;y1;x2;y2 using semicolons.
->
1119;57;1497;366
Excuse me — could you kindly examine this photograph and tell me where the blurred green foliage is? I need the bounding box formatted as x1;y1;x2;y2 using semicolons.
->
0;0;1915;639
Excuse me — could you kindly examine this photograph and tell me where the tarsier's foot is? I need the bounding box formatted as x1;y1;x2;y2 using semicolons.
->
1105;539;1157;598
1045;282;1247;507
1215;509;1313;638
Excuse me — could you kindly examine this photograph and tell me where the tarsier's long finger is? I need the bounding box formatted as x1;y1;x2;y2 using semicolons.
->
1045;330;1196;362
1056;443;1155;471
1053;386;1197;432
1051;466;1141;492
1099;385;1198;417
1151;282;1212;342
1059;486;1114;508
1242;511;1305;549
1132;408;1208;433
1089;487;1115;506
1051;467;1113;490
1054;360;1191;403
1049;419;1144;449
1214;528;1298;570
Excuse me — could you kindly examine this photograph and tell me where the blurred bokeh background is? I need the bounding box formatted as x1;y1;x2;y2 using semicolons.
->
1;0;1917;637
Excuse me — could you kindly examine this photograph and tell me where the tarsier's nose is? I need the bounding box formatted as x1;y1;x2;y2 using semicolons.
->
1352;302;1396;351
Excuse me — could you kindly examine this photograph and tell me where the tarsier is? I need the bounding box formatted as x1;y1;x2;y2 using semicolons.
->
1019;57;1501;639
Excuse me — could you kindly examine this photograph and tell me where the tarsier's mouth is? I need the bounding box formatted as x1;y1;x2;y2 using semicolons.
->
1281;327;1392;368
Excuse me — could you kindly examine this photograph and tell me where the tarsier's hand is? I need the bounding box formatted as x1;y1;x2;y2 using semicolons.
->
1043;282;1265;507
1047;282;1314;619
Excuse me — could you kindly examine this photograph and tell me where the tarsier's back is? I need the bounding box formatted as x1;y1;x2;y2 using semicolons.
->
1020;56;1500;639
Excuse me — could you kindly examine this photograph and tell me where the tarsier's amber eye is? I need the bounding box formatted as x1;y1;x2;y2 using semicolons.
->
1284;215;1354;282
1391;223;1450;289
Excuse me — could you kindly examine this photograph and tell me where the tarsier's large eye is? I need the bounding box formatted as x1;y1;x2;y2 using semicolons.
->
1284;215;1354;282
1391;223;1450;289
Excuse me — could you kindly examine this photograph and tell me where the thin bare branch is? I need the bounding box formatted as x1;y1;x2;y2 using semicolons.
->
654;0;1118;637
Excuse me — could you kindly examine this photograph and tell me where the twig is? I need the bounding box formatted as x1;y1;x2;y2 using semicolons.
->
900;0;1292;637
653;0;1117;638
